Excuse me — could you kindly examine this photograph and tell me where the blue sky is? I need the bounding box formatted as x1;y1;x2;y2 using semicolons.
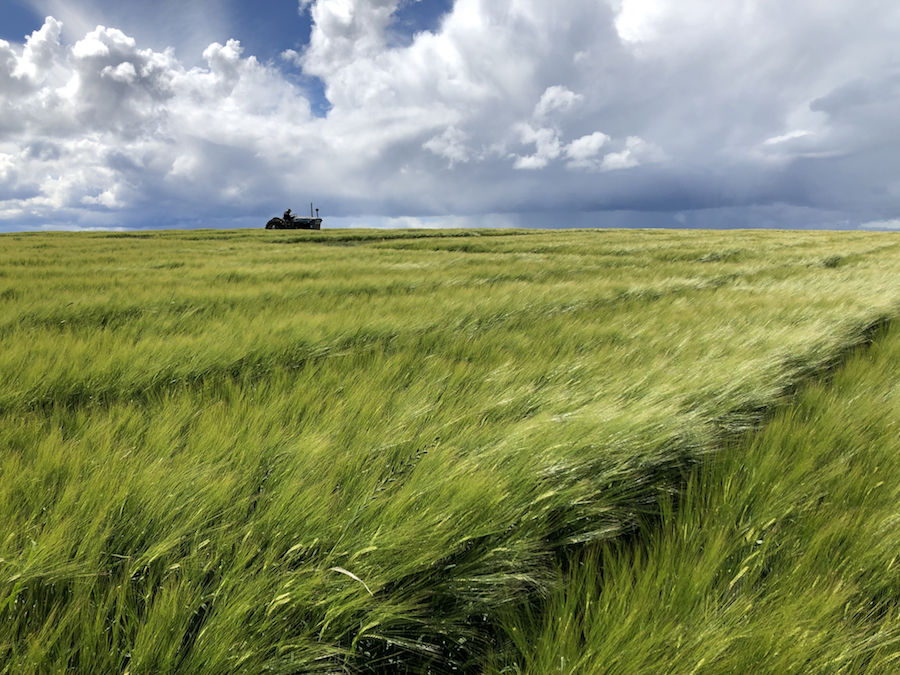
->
1;0;899;231
0;1;40;43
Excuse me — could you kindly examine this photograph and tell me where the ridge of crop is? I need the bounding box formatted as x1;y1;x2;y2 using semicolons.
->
490;319;900;674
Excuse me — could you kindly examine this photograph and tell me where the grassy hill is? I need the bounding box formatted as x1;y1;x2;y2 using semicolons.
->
1;228;899;673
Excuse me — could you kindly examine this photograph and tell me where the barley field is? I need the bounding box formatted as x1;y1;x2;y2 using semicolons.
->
1;228;899;673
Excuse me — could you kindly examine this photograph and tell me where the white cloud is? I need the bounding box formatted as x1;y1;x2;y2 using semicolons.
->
81;186;123;208
534;85;583;119
0;17;318;220
613;0;744;47
39;223;127;231
423;126;470;167
600;136;665;171
102;61;137;83
280;48;303;67
601;150;639;171
565;131;611;169
614;0;668;43
512;123;561;170
11;16;64;83
763;130;811;145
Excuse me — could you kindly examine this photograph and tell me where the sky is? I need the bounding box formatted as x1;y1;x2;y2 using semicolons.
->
1;0;899;231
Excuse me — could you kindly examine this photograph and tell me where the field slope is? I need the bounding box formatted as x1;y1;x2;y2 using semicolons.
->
495;318;900;675
1;228;899;673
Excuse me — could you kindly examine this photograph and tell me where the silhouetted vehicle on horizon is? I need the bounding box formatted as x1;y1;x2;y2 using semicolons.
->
267;204;322;229
266;216;322;230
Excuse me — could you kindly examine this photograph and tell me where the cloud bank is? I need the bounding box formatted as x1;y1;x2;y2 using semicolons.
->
1;0;899;230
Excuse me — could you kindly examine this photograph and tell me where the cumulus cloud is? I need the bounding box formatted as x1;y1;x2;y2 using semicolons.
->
599;136;666;171
0;17;320;226
512;124;561;170
534;85;583;119
423;126;470;167
510;86;616;172
10;16;64;83
565;132;610;169
1;0;900;231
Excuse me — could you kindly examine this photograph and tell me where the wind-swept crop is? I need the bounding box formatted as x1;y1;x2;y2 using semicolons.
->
0;228;899;673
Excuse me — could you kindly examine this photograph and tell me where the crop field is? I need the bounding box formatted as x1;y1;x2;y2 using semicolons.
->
1;228;900;674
